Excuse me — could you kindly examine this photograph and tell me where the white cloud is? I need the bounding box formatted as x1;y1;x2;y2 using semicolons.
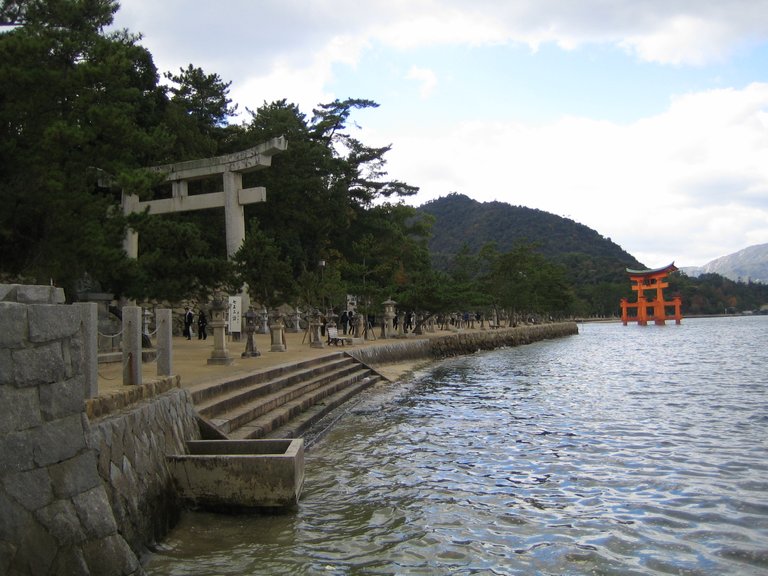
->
619;15;734;66
381;83;768;266
405;66;438;99
230;33;371;119
115;0;768;79
364;0;768;65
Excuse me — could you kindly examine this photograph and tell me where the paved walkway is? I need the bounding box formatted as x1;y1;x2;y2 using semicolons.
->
96;328;438;397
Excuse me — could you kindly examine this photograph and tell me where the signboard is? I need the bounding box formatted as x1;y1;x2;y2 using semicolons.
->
228;296;242;334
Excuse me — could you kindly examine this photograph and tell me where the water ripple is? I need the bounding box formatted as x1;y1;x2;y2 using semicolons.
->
147;317;768;575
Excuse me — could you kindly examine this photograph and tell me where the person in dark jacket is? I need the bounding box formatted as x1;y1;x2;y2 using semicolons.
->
197;309;208;340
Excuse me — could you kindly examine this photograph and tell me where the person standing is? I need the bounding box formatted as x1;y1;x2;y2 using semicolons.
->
197;309;208;340
183;307;194;340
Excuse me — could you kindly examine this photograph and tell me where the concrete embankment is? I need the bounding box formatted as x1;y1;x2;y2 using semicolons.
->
352;322;579;366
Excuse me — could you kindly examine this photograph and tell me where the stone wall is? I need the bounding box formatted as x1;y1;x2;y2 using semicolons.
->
351;322;579;366
88;385;200;561
0;285;199;576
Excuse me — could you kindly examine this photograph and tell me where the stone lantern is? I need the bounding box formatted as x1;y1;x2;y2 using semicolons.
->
242;307;261;358
287;306;302;333
269;309;286;352
207;293;233;365
351;310;363;339
309;308;325;349
382;299;396;339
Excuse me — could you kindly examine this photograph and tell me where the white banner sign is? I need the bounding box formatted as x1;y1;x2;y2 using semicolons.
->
228;296;242;333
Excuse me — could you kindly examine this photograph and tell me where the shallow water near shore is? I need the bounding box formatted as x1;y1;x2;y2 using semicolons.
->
146;316;768;575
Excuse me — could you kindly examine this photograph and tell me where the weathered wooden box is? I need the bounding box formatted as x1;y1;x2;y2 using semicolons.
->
167;439;304;511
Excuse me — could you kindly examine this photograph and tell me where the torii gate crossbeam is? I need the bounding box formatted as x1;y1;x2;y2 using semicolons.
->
121;136;287;259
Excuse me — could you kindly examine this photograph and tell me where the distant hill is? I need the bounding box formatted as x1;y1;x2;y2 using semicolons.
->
417;193;643;284
681;243;768;283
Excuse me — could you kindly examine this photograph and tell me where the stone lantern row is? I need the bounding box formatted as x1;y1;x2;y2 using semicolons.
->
135;297;424;371
206;297;413;364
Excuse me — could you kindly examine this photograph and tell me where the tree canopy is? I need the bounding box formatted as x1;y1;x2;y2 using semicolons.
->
0;0;170;294
0;0;429;309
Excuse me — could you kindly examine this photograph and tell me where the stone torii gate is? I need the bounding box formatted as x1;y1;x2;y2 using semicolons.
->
121;136;287;259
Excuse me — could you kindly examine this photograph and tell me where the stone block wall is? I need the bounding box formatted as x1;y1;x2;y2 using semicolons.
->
0;285;200;575
89;385;200;558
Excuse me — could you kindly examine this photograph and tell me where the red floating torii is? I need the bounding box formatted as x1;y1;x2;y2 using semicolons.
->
620;263;682;326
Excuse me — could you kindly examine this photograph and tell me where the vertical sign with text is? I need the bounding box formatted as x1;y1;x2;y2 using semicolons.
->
228;296;242;334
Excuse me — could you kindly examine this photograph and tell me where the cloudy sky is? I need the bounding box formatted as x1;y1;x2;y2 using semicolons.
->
112;0;768;267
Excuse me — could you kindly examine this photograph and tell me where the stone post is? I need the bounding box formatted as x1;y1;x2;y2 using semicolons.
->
208;295;234;365
156;308;173;376
76;302;99;398
122;305;142;386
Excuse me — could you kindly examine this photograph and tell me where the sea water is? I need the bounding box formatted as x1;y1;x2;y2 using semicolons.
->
146;316;768;575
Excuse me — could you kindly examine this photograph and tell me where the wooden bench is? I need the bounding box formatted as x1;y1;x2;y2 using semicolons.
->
326;326;352;346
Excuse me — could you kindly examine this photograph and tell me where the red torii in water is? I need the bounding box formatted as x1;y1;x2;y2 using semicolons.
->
620;263;682;326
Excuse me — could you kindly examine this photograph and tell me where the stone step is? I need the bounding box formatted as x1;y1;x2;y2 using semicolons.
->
188;352;347;405
209;365;371;434
226;369;380;440
264;376;381;441
195;355;356;419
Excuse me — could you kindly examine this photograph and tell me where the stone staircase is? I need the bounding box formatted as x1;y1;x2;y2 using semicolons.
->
189;352;384;441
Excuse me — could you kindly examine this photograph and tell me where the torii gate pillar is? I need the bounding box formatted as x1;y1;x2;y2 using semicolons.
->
223;170;245;257
122;136;287;259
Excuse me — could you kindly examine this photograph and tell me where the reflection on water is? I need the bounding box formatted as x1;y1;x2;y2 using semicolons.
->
147;317;768;575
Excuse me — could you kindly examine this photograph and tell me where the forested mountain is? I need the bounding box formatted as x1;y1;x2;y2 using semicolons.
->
416;193;768;316
418;193;642;283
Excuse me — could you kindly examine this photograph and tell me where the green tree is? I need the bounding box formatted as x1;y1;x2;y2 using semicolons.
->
230;219;296;309
165;64;237;130
127;215;234;302
482;243;574;319
0;0;173;297
162;64;240;159
237;100;336;276
229;98;426;316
